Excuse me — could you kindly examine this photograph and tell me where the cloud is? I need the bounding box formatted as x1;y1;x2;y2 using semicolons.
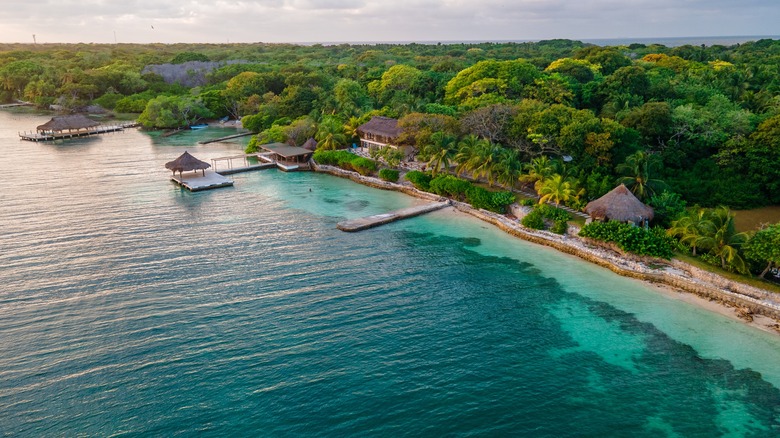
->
1;0;778;43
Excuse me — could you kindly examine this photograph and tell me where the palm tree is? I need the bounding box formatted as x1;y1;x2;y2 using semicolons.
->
316;116;348;150
697;206;749;272
519;155;554;191
493;148;522;190
454;134;486;176
668;207;709;256
470;142;503;186
537;174;577;206
616;151;665;201
343;116;363;146
424;131;458;176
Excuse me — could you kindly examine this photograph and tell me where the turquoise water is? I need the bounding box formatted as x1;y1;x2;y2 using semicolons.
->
1;110;779;436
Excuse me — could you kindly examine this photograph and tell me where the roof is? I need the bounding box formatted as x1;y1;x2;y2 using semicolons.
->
260;142;314;158
358;116;402;139
165;151;211;173
584;184;654;222
37;114;100;132
302;137;318;151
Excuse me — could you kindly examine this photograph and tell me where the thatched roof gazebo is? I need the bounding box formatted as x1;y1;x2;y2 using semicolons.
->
584;184;654;224
165;151;211;177
37;114;100;133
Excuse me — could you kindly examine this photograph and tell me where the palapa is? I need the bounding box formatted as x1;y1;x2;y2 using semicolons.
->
37;114;100;133
165;151;211;177
357;116;402;140
584;184;654;223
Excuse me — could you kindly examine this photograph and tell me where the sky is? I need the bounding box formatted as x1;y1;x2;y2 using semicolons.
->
2;0;779;45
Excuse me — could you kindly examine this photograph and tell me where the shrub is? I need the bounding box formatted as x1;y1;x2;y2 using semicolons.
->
466;186;493;210
536;204;571;222
519;198;536;207
379;168;400;182
405;170;432;191
578;221;674;259
479;190;515;213
521;209;546;230
430;175;471;200
352;157;378;176
551;219;569;235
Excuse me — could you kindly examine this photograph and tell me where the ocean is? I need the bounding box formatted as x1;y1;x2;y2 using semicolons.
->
1;110;779;436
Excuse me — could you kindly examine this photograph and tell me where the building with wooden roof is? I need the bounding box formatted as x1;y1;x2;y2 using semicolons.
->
584;184;654;225
36;114;100;134
260;142;314;164
357;116;414;159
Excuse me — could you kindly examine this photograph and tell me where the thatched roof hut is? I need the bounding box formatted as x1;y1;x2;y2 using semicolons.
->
302;137;318;151
165;151;211;176
37;114;99;133
584;184;654;223
358;116;402;140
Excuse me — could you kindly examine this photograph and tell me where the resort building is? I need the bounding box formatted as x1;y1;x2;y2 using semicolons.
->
584;184;654;226
259;142;314;166
357;116;414;159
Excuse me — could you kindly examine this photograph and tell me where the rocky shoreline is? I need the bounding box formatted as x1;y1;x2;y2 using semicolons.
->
312;163;780;332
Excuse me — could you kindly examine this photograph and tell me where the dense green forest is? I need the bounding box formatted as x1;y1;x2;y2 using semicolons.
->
3;39;780;277
2;40;779;211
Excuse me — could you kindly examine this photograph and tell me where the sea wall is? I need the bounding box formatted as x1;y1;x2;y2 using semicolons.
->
312;162;780;322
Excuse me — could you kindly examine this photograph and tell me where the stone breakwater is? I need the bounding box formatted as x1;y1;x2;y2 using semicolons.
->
312;163;780;324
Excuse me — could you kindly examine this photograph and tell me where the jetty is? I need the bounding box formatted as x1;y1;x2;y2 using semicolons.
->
0;101;33;109
199;131;255;145
337;201;451;232
19;114;138;141
171;170;234;192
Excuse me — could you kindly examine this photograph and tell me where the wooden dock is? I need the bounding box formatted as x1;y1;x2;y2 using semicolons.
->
199;131;255;144
19;122;138;142
171;170;234;191
0;102;33;109
337;201;451;232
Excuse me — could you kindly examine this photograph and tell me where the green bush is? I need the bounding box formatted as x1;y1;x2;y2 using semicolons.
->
519;198;536;207
521;209;546;230
313;150;376;175
379;168;400;182
578;221;674;259
405;171;432;191
551;219;569;235
467;188;515;213
430;175;471;200
352;157;378;176
536;204;572;221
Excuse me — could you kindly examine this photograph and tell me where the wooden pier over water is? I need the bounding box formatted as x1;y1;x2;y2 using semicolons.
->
337;201;451;232
19;122;139;142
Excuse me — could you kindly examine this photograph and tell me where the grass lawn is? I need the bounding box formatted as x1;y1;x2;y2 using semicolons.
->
674;252;780;294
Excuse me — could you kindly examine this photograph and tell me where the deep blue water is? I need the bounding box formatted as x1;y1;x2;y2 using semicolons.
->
1;110;779;436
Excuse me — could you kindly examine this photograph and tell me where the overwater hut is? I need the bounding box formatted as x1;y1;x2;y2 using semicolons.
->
260;142;314;164
165;151;211;177
584;184;654;225
357;116;414;159
36;114;99;135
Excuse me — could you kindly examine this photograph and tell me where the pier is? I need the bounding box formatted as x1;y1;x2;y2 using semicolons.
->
336;201;451;232
171;170;234;192
19;122;139;142
199;131;255;145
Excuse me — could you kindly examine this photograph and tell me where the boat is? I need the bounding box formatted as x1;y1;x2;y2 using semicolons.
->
189;123;208;130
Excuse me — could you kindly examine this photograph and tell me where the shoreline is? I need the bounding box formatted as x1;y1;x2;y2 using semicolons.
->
312;163;780;335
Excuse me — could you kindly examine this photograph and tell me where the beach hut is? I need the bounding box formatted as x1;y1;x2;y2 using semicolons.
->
584;184;654;225
165;151;211;177
357;116;414;159
36;114;99;135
